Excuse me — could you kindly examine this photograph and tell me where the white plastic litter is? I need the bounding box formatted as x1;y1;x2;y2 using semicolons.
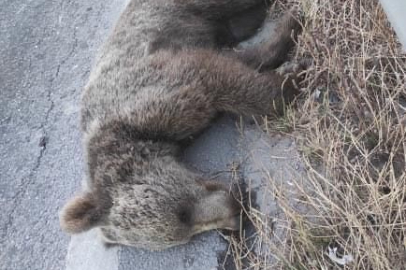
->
326;246;354;266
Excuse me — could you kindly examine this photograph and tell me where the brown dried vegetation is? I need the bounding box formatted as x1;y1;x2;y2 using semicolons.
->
227;0;406;269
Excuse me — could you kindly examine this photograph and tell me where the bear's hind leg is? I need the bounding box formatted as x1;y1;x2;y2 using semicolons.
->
216;1;270;46
223;9;302;70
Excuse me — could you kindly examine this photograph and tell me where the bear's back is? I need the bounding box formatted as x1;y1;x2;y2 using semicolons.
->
81;0;163;132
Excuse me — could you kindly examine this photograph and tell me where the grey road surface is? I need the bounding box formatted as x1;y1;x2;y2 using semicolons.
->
0;1;308;269
0;0;128;269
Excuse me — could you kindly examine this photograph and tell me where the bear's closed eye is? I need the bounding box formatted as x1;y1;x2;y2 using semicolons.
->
177;207;192;225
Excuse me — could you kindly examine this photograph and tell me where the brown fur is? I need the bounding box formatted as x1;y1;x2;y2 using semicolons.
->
60;0;303;250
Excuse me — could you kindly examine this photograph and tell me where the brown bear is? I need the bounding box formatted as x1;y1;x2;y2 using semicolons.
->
59;0;303;250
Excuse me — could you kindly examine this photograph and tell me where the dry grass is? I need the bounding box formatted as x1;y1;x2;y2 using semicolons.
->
226;0;406;269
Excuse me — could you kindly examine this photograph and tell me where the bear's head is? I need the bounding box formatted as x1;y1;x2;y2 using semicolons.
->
59;122;241;250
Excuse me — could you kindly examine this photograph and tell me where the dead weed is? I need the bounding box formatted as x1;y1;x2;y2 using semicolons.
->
227;0;406;269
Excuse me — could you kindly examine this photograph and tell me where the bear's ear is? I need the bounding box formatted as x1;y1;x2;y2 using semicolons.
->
59;193;105;234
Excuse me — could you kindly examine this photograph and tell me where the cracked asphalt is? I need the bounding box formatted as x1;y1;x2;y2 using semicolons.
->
0;1;308;269
0;0;128;269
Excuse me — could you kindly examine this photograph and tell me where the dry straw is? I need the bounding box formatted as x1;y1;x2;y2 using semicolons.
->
226;0;406;269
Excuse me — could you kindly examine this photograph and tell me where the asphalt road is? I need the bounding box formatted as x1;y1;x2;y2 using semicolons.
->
0;1;307;269
0;0;128;269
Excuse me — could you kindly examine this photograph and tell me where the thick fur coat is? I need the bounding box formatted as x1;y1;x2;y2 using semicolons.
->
60;0;302;250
